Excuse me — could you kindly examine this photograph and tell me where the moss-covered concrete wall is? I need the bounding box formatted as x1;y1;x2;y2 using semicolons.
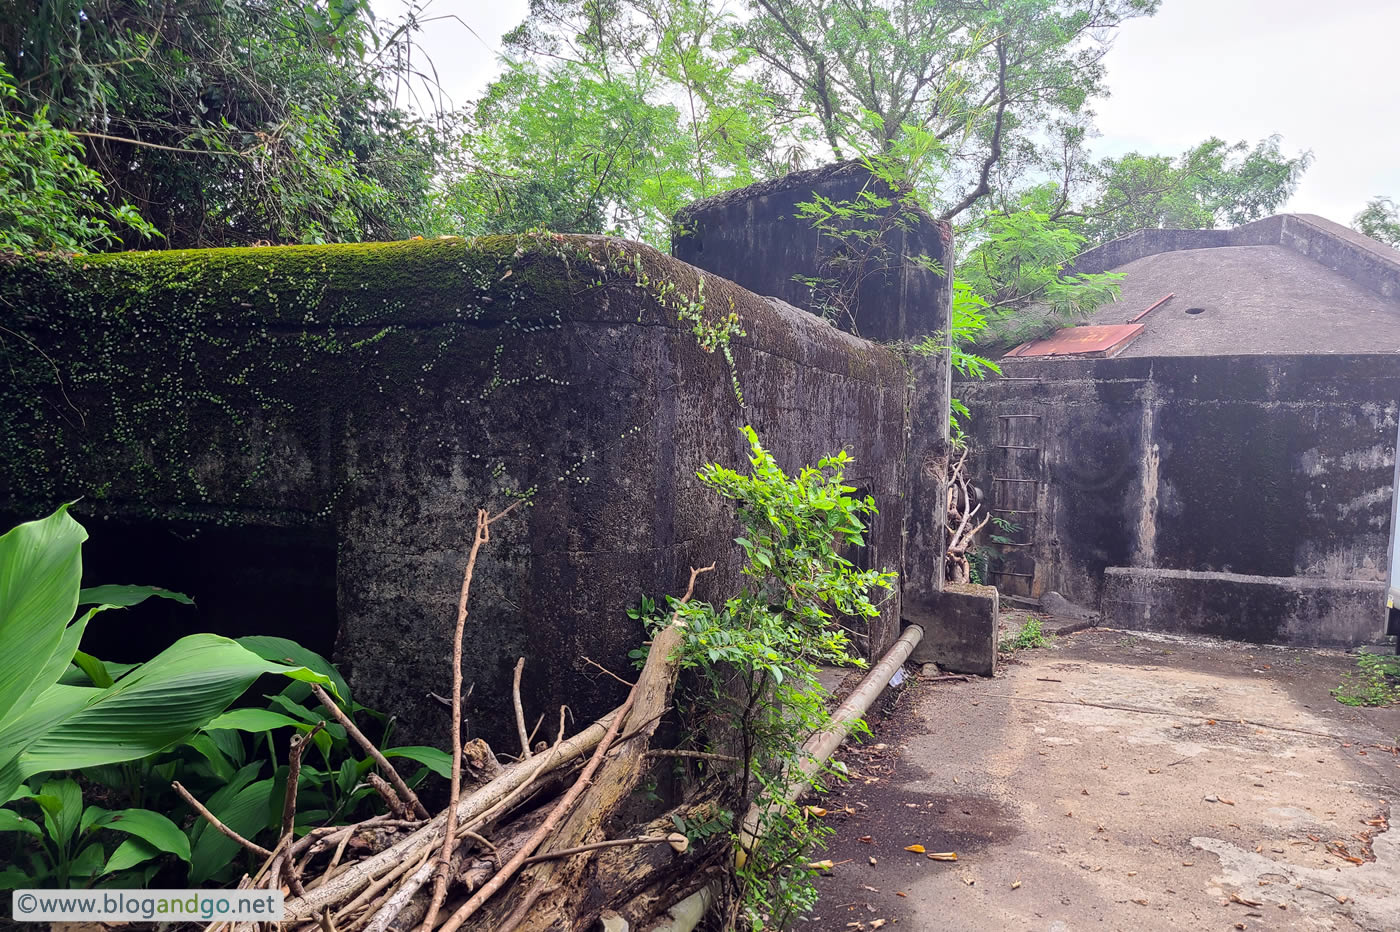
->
1;231;945;748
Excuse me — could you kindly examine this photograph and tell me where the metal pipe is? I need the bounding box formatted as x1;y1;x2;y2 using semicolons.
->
739;623;925;853
651;625;926;932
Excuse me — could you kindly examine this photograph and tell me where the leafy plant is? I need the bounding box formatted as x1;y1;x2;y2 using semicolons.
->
1000;616;1051;652
1332;653;1400;708
3;0;450;248
0;507;336;803
0;778;189;889
637;426;895;928
1355;196;1400;249
0;506;447;889
0;66;158;253
1001;615;1049;651
957;209;1124;348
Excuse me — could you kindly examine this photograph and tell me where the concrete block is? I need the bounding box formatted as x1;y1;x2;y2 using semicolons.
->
1103;566;1387;648
904;582;1000;676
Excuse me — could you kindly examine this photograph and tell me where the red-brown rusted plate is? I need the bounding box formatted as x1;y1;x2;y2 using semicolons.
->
1005;323;1144;358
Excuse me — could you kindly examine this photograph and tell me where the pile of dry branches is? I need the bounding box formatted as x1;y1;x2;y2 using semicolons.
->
179;506;728;932
945;446;991;583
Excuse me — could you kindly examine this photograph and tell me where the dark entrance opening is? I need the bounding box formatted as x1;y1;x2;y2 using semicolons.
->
77;519;339;664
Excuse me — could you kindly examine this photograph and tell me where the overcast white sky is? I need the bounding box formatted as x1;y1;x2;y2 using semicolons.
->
391;0;1400;226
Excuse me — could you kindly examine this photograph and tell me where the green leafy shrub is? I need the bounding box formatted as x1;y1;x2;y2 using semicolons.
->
636;426;895;928
1001;615;1051;651
0;66;157;253
1333;653;1400;708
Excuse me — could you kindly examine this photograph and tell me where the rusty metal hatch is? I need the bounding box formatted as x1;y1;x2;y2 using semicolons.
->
1005;323;1144;358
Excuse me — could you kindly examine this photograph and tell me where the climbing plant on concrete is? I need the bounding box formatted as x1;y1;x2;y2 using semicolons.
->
0;234;758;523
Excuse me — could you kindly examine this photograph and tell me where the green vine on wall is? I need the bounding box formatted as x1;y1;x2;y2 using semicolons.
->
0;232;754;525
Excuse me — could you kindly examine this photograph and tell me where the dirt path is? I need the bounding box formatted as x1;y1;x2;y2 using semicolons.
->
810;627;1400;931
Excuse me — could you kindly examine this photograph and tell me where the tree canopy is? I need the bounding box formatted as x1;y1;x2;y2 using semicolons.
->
0;0;447;249
1355;197;1400;248
0;0;1318;329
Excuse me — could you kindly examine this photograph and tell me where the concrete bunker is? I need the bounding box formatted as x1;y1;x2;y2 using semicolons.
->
960;214;1400;648
1;162;962;748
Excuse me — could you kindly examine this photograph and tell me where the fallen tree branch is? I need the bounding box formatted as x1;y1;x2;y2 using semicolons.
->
435;679;641;931
643;749;738;763
173;781;273;859
495;564;715;932
581;655;636;688
520;833;687;865
367;774;408;820
312;683;430;821
512;657;532;762
283;712;617;920
275;721;325;896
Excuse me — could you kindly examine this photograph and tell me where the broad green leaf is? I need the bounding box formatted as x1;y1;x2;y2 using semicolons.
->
58;659;137;687
0;807;40;836
7;635;334;785
205;709;304;733
265;694;344;741
77;585;193;607
37;777;82;849
101;837;161;875
87;807;190;861
0;867;30;890
8;606;100;723
184;734;235;782
0;506;86;727
186;762;264;849
237;636;347;704
69;840;106;878
336;757;358;796
0;684;97;791
385;746;452;779
204;726;246;767
189;779;274;884
70;649;112;689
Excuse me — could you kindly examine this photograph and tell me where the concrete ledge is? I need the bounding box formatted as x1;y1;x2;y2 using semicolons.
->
904;582;999;676
1102;567;1387;648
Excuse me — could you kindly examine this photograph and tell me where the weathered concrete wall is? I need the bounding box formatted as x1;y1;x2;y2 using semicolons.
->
906;582;999;676
1;228;948;749
673;159;955;631
958;353;1400;646
673;160;953;344
1103;568;1387;648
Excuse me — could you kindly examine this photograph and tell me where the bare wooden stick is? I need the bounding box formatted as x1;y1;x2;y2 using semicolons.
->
644;749;739;763
336;848;428;925
512;657;532;761
458;830;497;857
367;773;408;819
283;722;326;841
525;712;546;749
284;711;617;921
173;781;273;858
363;859;436;932
311;684;429;820
458;708;571;840
439;564;714;932
420;504;514;932
519;834;684;865
436;689;640;932
580;655;635;688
